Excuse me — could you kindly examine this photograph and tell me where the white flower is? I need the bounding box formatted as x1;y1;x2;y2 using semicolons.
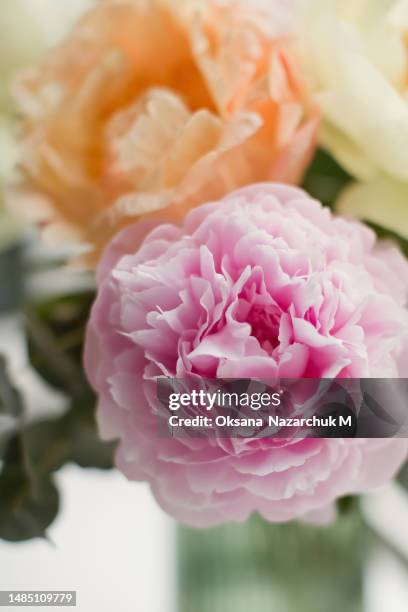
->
294;0;408;237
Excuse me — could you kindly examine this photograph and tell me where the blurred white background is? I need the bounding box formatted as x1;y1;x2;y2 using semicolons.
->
0;466;176;612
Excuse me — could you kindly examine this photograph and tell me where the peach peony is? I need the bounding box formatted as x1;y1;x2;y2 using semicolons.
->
13;0;317;264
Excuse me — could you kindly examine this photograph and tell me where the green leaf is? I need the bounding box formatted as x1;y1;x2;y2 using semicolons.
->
22;419;71;474
24;291;95;396
0;355;24;420
302;149;352;208
0;435;59;542
64;398;115;470
0;291;115;542
397;461;408;490
0;402;113;541
338;495;357;515
23;400;115;473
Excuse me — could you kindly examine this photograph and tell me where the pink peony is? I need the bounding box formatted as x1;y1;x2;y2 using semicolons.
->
85;183;408;526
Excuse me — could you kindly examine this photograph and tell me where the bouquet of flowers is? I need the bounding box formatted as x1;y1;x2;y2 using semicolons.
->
1;3;408;606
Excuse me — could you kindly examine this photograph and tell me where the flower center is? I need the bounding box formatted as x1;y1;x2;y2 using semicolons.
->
247;304;281;354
